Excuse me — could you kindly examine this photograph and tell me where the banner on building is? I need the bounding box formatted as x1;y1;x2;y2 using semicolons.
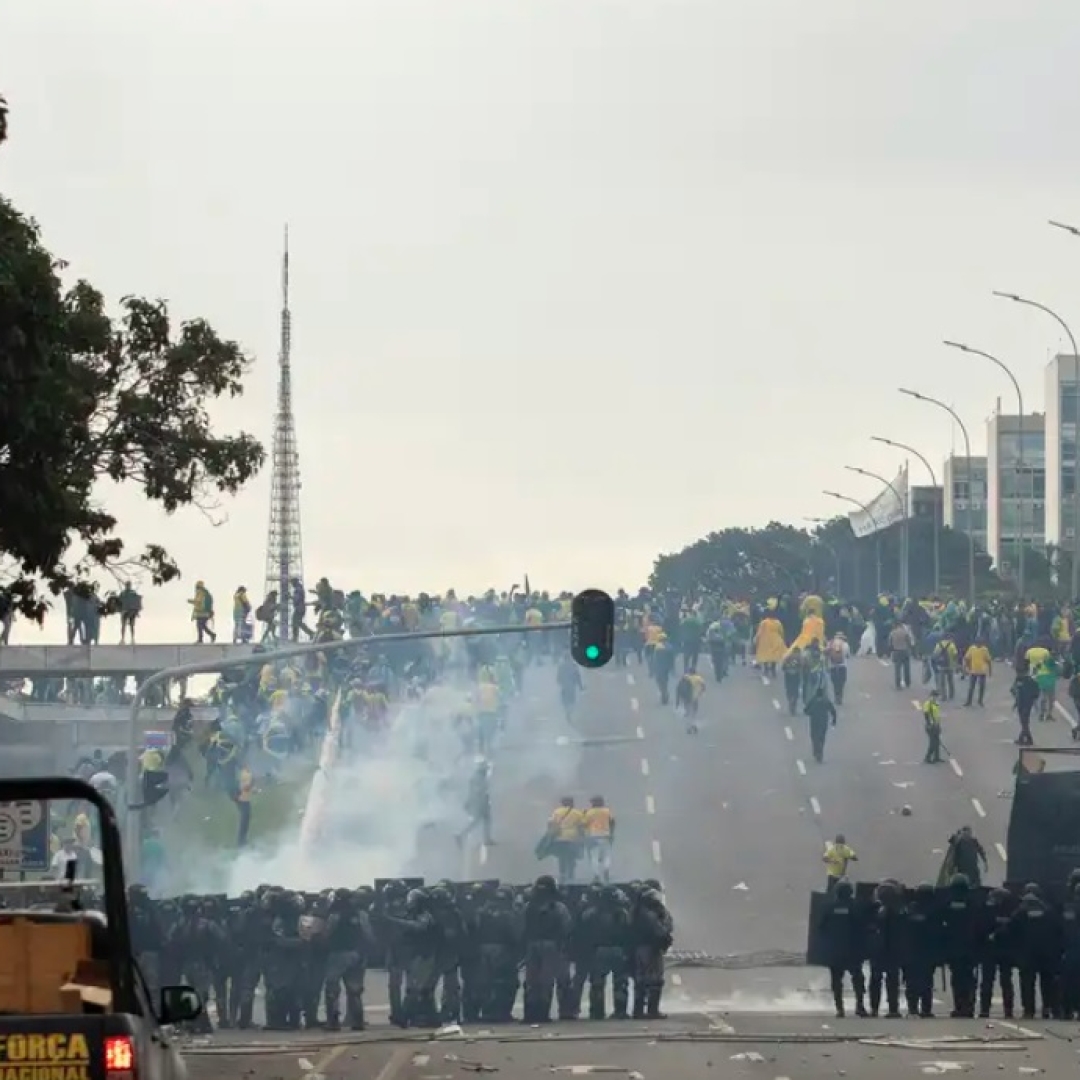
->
847;466;908;539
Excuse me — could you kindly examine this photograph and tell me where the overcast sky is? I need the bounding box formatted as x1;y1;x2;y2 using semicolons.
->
4;0;1080;642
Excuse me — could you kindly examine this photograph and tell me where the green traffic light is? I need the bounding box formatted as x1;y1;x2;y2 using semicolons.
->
585;645;600;661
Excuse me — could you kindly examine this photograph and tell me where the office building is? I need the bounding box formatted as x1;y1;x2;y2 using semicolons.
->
1044;353;1080;560
986;412;1046;579
910;485;942;524
943;455;987;552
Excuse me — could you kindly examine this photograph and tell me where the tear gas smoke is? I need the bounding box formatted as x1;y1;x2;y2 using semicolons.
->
167;669;598;895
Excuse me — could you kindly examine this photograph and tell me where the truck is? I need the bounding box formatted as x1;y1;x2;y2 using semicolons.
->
0;776;202;1080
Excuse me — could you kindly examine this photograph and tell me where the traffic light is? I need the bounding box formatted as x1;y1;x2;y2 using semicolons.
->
571;589;614;669
141;769;169;808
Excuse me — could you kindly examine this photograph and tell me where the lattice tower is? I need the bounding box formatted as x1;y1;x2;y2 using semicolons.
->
263;225;304;640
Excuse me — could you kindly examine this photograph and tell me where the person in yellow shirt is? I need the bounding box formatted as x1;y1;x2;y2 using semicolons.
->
582;796;615;883
823;833;857;891
963;640;992;708
923;690;943;764
675;671;706;734
546;797;584;884
477;676;501;755
234;765;254;846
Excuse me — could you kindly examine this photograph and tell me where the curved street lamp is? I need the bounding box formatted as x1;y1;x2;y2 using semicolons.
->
871;436;940;595
899;388;976;602
992;290;1080;597
944;340;1026;597
823;490;882;595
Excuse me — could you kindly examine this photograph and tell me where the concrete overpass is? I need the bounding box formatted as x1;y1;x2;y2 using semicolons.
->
0;698;219;771
0;643;260;679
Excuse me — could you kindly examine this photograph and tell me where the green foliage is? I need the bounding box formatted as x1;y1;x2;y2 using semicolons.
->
0;196;265;620
650;516;1003;600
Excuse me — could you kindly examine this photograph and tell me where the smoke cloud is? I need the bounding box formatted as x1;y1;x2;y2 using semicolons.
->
163;665;587;895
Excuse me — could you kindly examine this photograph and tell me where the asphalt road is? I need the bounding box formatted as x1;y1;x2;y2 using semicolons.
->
185;651;1080;1077
184;1013;1076;1080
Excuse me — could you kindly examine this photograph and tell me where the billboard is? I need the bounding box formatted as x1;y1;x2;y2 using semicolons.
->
848;466;908;539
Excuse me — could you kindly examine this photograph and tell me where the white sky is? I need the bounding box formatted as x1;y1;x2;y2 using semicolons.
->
4;0;1080;642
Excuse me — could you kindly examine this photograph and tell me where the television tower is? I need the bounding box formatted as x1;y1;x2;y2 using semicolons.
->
263;225;304;641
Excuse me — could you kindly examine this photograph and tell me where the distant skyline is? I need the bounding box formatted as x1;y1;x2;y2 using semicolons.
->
4;0;1080;642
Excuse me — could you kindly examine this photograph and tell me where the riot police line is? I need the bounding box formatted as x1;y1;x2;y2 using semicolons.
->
25;874;673;1032
807;871;1080;1021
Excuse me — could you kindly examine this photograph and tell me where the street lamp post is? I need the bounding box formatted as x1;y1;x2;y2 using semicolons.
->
871;436;940;595
899;388;976;602
993;289;1080;598
804;518;842;596
845;465;909;596
823;490;882;595
944;340;1026;597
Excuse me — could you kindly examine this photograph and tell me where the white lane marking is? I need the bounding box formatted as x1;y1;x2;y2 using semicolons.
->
995;841;1007;862
772;698;782;711
996;1019;1042;1039
784;726;794;741
879;658;889;667
809;796;822;816
671;973;683;986
949;757;964;778
410;1055;430;1069
796;759;807;776
630;696;640;712
627;672;636;686
971;796;987;818
651;839;662;864
641;758;650;776
646;795;656;815
1054;700;1079;731
911;699;922;711
479;844;488;866
636;725;645;739
761;675;771;686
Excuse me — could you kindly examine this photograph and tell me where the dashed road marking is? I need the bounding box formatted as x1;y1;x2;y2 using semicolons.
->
879;658;890;667
671;973;683;986
796;759;807;776
809;796;822;816
627;672;636;686
772;698;782;711
971;796;987;818
995;841;1007;862
641;758;650;777
651;839;662;864
784;726;794;741
761;674;771;686
636;725;645;739
949;757;964;778
630;696;640;713
479;844;488;866
646;795;656;815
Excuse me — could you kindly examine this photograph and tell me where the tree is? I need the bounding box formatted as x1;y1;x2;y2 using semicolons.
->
650;516;1003;601
0;195;265;620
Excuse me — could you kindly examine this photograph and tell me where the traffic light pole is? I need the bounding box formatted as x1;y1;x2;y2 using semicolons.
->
123;620;572;870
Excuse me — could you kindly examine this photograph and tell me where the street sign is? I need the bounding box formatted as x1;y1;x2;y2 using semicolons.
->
0;800;50;871
144;731;173;752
